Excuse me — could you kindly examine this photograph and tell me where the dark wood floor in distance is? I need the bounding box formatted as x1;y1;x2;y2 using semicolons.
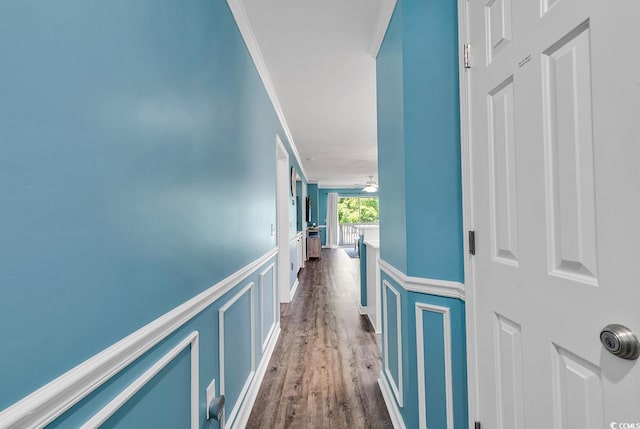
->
246;248;393;429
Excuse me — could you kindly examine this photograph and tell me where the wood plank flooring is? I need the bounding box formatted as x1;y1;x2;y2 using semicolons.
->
246;248;393;429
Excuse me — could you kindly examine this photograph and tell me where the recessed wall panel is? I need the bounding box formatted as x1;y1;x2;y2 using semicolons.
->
382;280;403;406
488;77;519;266
494;314;524;429
543;23;598;285
552;345;604;429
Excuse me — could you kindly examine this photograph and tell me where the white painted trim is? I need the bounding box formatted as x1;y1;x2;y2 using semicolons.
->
379;259;466;300
225;0;308;182
80;332;200;429
230;323;281;429
368;313;382;335
259;263;278;353
456;0;479;422
289;234;301;245
219;282;256;429
276;135;292;305
378;375;406;429
368;0;398;58
382;280;403;407
415;304;454;429
359;305;369;316
289;278;299;301
0;248;277;429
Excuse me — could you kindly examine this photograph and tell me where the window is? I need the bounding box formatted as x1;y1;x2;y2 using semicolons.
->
337;197;379;224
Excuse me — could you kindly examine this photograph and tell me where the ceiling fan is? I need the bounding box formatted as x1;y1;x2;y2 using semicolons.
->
355;176;378;193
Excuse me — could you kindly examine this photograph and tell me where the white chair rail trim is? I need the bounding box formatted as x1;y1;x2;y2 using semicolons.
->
0;248;278;429
379;259;466;300
80;331;200;429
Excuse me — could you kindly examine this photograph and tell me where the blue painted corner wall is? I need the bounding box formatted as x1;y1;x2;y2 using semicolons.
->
375;0;468;427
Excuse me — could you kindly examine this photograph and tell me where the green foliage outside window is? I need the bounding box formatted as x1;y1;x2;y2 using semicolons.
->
338;197;379;224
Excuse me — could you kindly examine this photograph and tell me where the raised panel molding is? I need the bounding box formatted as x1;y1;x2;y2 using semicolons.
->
551;344;604;429
382;280;403;407
542;21;598;286
379;259;465;300
494;314;525;429
0;248;277;429
219;282;256;429
485;0;512;62
259;263;277;353
80;332;200;429
415;304;454;429
488;76;520;266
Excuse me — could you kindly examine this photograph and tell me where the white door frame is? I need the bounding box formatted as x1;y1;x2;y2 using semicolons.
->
300;182;307;267
276;135;291;304
456;0;480;426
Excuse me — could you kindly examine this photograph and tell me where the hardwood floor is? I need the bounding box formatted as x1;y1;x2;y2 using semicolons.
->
246;248;393;429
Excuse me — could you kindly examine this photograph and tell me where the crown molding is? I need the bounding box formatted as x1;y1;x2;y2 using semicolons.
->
226;0;309;182
368;0;398;58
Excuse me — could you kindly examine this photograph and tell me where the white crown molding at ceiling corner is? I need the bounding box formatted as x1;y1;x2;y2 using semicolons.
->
368;0;398;59
226;0;309;182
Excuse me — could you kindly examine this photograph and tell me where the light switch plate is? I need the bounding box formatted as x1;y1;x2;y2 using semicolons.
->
206;379;216;420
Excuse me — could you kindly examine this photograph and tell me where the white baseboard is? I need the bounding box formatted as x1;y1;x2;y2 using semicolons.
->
367;313;381;334
378;374;406;429
231;323;281;429
289;279;299;301
359;305;368;315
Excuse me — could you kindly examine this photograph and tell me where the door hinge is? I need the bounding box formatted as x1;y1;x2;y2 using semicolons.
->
464;44;471;69
468;230;476;255
474;422;481;429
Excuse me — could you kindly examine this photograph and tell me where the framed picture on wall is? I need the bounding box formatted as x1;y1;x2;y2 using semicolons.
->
290;166;296;198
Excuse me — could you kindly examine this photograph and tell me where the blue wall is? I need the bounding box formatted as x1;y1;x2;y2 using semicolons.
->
376;0;467;426
0;0;297;425
377;6;408;274
376;0;463;282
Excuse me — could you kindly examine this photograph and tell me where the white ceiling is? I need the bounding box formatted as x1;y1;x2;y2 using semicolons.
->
241;0;384;188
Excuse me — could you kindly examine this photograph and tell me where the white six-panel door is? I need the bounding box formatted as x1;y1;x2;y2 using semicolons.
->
466;0;640;425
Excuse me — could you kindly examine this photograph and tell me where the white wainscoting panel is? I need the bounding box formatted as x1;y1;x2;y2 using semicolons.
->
80;332;200;429
415;304;454;429
259;263;277;353
382;280;403;407
231;323;281;429
219;282;256;429
0;248;277;429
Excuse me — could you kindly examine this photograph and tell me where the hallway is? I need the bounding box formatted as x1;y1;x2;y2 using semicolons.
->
247;249;393;429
